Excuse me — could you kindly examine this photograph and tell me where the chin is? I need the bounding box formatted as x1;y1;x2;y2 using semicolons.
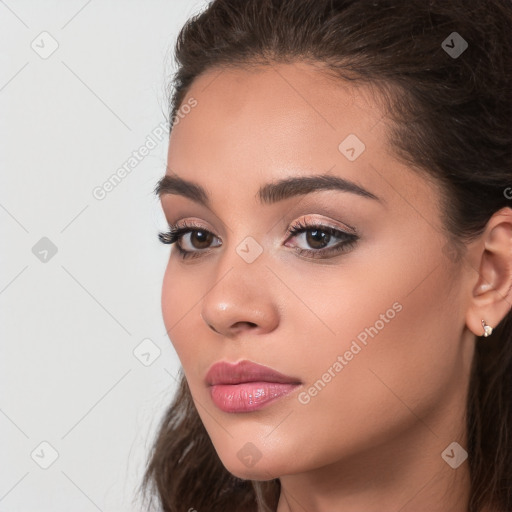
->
218;452;288;481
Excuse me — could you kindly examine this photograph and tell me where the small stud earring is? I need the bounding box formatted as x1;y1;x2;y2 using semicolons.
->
481;319;493;337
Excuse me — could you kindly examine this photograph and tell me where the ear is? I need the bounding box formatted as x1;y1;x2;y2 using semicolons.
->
466;207;512;337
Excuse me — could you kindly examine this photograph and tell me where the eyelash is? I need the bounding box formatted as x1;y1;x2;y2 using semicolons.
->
158;219;359;260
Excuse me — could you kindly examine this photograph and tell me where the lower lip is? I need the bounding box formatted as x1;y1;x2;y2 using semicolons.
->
209;382;300;413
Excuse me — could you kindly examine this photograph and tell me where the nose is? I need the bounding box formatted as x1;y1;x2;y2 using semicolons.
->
200;259;280;339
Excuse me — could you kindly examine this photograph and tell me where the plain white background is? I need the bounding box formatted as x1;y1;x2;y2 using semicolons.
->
0;1;210;510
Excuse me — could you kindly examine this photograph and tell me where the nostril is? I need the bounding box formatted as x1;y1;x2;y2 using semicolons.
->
233;321;258;329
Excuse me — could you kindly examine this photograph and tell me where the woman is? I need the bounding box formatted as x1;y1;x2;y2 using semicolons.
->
139;0;512;510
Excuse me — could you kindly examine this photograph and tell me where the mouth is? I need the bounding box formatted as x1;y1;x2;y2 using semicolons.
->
205;360;302;413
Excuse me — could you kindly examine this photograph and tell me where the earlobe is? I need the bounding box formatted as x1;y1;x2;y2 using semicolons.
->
465;207;512;338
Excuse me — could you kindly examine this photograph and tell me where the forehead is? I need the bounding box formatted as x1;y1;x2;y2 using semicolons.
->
188;61;380;115
167;62;386;175
181;61;382;130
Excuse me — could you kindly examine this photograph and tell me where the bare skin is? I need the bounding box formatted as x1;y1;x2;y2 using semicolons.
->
157;61;512;512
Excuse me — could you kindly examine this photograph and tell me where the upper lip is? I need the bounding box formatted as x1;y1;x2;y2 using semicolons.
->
205;360;301;386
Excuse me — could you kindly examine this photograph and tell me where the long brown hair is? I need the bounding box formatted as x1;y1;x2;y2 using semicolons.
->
138;1;512;510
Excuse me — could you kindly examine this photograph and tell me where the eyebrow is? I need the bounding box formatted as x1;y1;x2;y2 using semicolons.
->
154;172;380;206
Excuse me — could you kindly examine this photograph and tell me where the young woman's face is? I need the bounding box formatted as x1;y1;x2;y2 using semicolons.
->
158;62;475;480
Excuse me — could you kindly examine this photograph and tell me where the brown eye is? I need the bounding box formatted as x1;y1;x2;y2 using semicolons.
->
157;222;222;260
305;228;332;249
285;220;359;259
187;230;215;250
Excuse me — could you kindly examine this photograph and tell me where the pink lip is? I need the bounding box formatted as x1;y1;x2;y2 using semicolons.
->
205;360;302;413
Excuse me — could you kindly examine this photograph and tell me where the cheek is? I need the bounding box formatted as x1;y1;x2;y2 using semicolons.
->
161;260;219;382
161;262;176;334
161;261;197;361
257;251;464;468
251;253;461;469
